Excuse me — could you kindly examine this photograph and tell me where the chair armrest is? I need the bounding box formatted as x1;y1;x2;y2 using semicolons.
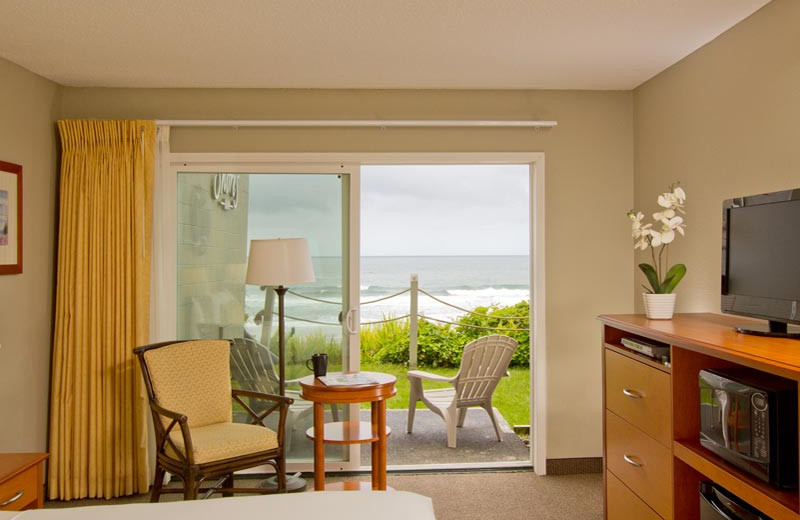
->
232;388;294;407
232;389;294;446
149;401;195;464
407;370;456;383
150;401;188;424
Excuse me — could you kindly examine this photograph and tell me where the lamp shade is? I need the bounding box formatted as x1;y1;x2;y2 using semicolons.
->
245;238;315;286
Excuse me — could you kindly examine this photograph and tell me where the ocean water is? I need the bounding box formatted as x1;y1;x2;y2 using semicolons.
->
244;255;530;337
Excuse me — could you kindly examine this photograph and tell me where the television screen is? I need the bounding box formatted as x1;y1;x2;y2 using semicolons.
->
727;200;800;301
722;188;800;335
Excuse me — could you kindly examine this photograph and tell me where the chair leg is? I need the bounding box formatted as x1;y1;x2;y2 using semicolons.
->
183;471;198;500
329;403;340;422
407;379;421;433
150;465;165;503
483;403;503;442
222;473;234;497
445;406;458;448
457;407;468;427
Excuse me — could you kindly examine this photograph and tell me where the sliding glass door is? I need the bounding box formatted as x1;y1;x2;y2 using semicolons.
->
173;166;359;469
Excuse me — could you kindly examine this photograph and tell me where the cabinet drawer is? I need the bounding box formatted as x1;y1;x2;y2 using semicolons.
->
605;348;671;446
606;410;672;519
607;471;662;520
0;465;37;511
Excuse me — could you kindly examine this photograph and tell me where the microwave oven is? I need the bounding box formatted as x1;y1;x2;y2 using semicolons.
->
699;368;798;488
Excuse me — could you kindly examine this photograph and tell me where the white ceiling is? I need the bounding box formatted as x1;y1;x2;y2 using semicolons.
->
0;0;771;90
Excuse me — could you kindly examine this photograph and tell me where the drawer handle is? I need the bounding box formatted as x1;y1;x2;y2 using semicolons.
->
623;454;643;467
0;490;24;507
622;388;643;399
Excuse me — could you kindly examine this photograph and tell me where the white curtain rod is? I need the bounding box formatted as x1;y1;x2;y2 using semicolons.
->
154;119;557;129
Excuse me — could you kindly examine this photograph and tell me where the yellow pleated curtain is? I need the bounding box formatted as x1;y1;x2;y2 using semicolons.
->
49;120;155;500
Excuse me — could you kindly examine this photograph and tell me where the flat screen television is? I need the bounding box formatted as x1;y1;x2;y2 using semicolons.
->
722;187;800;338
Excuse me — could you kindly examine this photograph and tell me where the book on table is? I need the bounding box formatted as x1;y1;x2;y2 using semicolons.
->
318;373;378;386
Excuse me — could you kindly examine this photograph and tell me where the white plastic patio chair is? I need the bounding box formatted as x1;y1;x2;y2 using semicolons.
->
406;334;519;448
230;337;339;452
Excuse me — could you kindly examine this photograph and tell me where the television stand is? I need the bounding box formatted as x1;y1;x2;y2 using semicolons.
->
736;320;800;340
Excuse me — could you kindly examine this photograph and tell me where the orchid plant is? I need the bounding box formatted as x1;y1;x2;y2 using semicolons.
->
628;184;687;294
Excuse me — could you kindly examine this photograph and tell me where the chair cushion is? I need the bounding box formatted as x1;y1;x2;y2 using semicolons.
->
144;340;232;428
168;422;279;464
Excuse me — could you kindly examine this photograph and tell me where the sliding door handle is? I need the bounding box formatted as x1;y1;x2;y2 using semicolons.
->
344;308;358;334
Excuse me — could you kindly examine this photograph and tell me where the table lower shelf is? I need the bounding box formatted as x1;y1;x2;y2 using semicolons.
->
306;421;392;444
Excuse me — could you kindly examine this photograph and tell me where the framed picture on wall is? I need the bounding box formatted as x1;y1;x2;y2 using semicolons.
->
0;160;22;275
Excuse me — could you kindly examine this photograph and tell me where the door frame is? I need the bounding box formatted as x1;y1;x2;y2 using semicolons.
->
155;150;547;475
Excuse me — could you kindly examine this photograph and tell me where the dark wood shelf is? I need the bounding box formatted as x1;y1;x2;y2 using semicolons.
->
604;342;671;374
305;421;392;444
674;439;799;519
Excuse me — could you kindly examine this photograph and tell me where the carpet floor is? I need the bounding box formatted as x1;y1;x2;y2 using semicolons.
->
45;471;603;520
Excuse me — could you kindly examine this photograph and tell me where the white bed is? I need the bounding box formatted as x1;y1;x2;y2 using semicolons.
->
0;491;435;520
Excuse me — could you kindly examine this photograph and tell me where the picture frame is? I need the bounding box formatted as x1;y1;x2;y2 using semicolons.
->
0;160;22;275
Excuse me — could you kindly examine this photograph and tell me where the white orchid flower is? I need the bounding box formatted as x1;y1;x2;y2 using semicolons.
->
657;193;674;208
650;228;676;247
653;208;675;222
628;211;652;239
666;215;685;235
628;184;686;253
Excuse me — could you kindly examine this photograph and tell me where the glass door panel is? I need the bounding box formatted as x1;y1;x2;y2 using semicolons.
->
176;171;352;465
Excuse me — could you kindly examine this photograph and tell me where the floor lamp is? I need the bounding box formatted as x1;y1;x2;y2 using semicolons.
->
246;238;315;492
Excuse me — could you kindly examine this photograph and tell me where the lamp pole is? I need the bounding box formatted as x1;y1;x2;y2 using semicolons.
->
275;285;288;395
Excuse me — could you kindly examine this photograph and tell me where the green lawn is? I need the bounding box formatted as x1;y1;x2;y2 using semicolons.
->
359;362;530;427
283;361;530;427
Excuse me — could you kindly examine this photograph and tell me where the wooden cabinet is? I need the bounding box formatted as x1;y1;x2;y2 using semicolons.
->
0;453;48;511
600;313;800;520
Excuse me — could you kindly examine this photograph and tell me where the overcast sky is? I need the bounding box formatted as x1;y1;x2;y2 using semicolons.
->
246;165;530;257
361;165;529;256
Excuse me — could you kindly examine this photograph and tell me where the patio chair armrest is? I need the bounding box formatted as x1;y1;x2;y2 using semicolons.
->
285;377;303;388
407;370;456;383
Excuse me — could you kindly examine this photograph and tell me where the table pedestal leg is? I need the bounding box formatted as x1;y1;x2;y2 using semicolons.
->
313;402;325;491
376;399;387;490
371;401;379;489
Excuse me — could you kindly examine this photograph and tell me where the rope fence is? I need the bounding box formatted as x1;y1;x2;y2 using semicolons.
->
279;274;530;368
417;314;529;332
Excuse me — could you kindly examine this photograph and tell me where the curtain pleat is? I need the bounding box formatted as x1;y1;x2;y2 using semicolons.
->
49;120;154;500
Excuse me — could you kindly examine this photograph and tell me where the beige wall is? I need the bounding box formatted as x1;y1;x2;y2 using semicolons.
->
633;0;800;313
0;57;60;452
61;88;635;459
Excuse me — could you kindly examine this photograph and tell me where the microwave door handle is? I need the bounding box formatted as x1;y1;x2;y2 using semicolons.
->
716;390;731;448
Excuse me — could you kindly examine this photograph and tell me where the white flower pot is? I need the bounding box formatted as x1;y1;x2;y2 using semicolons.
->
643;293;677;320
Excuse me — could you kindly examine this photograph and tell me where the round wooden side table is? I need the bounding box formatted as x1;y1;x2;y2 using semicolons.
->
299;372;396;491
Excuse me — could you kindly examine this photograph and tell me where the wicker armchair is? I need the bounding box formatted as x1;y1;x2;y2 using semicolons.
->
134;339;292;501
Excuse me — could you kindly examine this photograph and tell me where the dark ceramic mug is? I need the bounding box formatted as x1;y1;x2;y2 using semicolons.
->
306;353;328;378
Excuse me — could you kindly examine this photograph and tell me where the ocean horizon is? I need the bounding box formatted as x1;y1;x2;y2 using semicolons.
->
244;255;530;337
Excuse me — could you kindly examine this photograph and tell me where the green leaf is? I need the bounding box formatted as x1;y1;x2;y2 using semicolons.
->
638;263;661;293
660;264;687;294
641;284;653;294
